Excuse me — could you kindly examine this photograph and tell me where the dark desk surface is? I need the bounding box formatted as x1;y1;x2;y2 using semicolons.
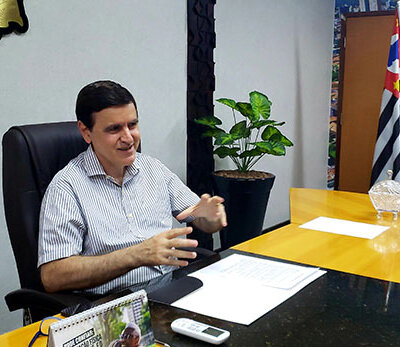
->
1;248;399;346
149;249;400;346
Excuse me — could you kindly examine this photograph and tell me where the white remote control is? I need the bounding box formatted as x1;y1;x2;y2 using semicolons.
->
171;318;230;345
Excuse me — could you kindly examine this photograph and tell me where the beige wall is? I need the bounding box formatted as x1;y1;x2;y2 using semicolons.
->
215;0;335;227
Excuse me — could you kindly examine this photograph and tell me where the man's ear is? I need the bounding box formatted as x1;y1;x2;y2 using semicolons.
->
77;120;92;144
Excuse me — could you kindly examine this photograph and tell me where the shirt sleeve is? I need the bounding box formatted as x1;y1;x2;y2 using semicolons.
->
157;161;200;222
37;182;86;267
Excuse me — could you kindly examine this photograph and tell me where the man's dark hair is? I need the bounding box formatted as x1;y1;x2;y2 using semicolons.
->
75;80;137;130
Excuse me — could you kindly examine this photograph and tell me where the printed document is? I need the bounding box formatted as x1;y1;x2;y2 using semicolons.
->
172;254;326;325
299;216;389;239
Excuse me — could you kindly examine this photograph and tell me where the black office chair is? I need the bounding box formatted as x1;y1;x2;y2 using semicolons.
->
2;122;94;324
2;121;215;325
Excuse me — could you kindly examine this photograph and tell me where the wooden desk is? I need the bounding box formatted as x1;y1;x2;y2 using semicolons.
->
233;187;400;283
0;319;47;346
3;188;400;346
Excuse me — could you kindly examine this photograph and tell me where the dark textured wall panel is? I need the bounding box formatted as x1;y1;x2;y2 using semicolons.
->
187;0;216;249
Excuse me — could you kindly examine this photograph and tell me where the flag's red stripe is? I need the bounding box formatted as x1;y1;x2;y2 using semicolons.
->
384;70;399;98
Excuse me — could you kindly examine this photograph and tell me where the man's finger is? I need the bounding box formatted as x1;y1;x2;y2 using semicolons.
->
176;206;197;221
166;227;193;239
168;236;198;249
219;204;227;227
166;258;190;267
170;249;197;260
210;195;224;204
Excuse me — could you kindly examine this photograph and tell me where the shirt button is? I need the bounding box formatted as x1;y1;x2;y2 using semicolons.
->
127;213;133;218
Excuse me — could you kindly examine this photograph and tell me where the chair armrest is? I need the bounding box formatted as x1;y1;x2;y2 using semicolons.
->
5;288;93;314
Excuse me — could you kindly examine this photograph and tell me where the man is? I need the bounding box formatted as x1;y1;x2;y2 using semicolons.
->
108;323;141;347
38;80;226;295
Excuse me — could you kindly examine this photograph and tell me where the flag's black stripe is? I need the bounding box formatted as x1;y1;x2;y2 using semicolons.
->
371;113;400;186
376;94;398;138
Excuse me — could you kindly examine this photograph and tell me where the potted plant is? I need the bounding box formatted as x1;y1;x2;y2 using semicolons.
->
195;91;293;249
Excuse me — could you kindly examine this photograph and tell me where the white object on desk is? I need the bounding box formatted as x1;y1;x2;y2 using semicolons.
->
209;253;320;290
171;318;230;344
172;254;325;325
299;216;389;239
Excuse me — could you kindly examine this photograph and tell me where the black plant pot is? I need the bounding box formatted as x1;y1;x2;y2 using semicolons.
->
212;172;275;250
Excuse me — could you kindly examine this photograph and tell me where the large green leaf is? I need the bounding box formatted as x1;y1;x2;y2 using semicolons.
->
254;141;286;156
214;146;240;158
214;132;234;145
250;120;285;129
194;115;222;127
250;91;271;120
201;127;225;138
262;126;293;146
270;133;294;146
216;98;237;109
239;148;263;158
261;126;278;140
236;102;257;122
229;120;250;139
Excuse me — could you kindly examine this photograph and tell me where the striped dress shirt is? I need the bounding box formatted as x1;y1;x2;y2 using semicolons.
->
38;145;200;295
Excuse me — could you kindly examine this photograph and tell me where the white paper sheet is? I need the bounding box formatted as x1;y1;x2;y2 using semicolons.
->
299;216;389;239
200;253;320;290
172;254;326;325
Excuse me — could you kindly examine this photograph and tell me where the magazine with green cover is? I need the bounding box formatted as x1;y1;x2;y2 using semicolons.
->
47;289;155;347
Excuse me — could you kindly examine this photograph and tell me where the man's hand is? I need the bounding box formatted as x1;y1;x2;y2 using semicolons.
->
41;227;199;293
137;227;198;267
176;194;227;233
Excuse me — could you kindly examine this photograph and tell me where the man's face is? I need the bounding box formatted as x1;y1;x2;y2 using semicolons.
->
78;103;140;179
120;329;140;347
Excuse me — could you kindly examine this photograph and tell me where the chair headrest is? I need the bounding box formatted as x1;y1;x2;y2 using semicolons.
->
8;122;89;198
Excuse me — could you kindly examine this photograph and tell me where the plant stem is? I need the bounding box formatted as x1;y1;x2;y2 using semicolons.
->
238;138;244;154
232;108;237;124
243;137;253;170
247;153;266;171
255;128;261;143
230;155;241;169
229;143;241;169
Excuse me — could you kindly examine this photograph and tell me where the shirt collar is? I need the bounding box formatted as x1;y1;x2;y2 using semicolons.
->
124;157;140;181
83;145;140;179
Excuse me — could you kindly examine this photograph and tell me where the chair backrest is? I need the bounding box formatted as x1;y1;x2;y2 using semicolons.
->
2;122;89;291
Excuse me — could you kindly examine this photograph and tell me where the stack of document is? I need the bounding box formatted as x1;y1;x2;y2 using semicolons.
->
172;254;326;325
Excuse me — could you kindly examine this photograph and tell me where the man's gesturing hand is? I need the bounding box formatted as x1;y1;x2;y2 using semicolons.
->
137;227;198;267
176;194;227;229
